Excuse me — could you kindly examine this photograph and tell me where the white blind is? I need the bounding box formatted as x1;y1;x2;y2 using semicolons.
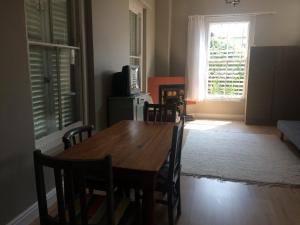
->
54;49;74;128
207;22;249;98
51;0;69;44
26;0;43;41
129;10;141;66
29;48;48;138
26;0;78;139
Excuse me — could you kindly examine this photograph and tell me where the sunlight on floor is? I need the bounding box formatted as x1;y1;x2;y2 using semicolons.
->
194;178;250;200
185;120;232;131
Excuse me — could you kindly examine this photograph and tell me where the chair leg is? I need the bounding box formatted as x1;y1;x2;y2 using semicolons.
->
88;187;94;195
280;132;284;141
177;179;182;217
134;188;140;203
168;191;175;225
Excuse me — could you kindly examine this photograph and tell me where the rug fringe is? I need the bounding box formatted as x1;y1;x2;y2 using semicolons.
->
181;173;300;188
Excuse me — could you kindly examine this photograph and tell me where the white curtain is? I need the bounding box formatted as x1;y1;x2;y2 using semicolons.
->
185;15;207;101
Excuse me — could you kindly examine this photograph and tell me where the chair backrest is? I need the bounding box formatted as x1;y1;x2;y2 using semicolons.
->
168;118;185;184
63;125;93;150
33;150;114;225
143;102;177;123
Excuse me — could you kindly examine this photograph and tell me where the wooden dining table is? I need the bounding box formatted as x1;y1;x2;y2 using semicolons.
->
58;120;174;225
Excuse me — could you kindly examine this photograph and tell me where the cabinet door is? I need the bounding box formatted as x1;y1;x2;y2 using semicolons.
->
135;95;146;121
108;98;134;126
246;47;278;125
272;47;300;121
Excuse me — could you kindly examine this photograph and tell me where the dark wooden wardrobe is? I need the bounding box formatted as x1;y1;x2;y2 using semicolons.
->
246;46;300;125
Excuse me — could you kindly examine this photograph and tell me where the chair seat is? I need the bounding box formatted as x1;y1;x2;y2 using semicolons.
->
85;172;109;191
84;169;119;192
155;162;181;211
156;162;180;194
55;192;134;225
155;162;170;193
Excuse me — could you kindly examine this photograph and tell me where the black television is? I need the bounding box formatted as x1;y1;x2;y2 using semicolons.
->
112;65;141;96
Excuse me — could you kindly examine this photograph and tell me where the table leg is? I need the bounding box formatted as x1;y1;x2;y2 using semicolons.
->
142;187;155;225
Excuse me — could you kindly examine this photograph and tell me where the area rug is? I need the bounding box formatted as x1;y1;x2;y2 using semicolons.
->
181;121;300;186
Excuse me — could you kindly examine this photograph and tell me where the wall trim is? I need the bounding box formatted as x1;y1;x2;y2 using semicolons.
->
6;188;56;225
190;113;245;121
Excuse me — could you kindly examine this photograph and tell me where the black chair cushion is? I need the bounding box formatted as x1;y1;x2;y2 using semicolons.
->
155;162;170;193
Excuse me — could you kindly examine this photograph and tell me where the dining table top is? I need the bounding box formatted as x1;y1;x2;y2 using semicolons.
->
58;120;174;173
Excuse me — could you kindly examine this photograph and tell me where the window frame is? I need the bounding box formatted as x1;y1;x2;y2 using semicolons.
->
25;0;87;152
203;15;255;101
129;0;145;92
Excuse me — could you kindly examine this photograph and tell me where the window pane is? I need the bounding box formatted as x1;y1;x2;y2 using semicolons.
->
129;11;137;56
59;49;75;128
51;49;76;129
51;0;69;44
129;11;141;57
25;0;44;41
28;47;57;139
130;57;140;67
29;48;47;138
51;50;60;129
207;22;249;98
26;0;81;140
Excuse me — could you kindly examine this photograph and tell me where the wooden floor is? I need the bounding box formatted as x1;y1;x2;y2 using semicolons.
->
156;120;300;225
156;176;300;225
31;121;300;225
31;177;300;225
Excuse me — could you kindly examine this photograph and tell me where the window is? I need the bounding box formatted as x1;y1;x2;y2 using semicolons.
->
129;10;142;68
185;15;254;101
129;1;144;91
207;22;250;98
25;0;82;139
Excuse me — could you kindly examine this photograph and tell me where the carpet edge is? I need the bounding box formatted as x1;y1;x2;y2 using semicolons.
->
181;173;300;188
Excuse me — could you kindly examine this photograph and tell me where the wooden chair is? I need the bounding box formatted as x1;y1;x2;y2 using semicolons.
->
33;150;137;225
63;125;94;150
143;102;177;123
63;125;105;193
155;118;185;225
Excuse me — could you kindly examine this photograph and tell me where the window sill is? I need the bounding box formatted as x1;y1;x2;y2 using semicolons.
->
35;121;83;153
204;97;245;103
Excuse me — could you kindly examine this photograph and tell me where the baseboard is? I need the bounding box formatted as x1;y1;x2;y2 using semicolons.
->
190;113;245;121
6;188;56;225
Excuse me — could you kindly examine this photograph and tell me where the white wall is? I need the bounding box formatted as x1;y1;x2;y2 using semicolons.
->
91;0;130;130
92;0;156;130
0;1;38;223
144;0;156;79
155;0;172;75
0;1;154;223
155;0;300;118
170;0;300;75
